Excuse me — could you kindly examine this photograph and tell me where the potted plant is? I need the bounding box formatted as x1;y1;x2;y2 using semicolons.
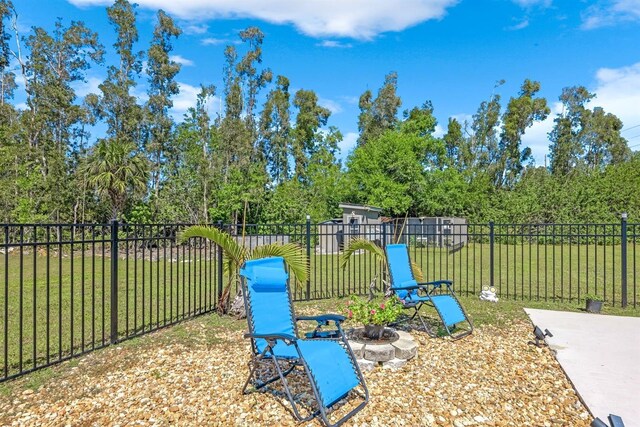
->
584;293;604;313
344;295;404;339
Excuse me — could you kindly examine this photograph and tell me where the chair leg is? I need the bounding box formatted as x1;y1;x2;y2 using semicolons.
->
414;309;437;338
447;318;474;340
244;358;297;393
268;355;318;422
391;305;434;337
242;355;265;395
402;303;437;337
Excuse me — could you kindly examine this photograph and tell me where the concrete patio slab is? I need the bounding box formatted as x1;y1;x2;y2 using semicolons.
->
525;308;640;426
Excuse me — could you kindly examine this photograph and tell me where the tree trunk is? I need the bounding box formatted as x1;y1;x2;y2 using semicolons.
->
229;288;246;319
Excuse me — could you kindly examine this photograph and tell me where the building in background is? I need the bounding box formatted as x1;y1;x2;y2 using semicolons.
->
316;203;467;253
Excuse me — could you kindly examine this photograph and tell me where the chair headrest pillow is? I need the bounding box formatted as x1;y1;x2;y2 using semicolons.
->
250;266;288;292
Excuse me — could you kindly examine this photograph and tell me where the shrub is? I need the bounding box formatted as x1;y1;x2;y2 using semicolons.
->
344;295;403;326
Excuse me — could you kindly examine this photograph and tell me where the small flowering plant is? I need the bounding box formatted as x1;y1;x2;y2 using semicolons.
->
344;295;404;326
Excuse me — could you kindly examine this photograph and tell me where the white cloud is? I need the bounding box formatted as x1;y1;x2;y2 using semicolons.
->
582;0;640;29
433;124;446;138
521;61;640;163
182;23;208;34
171;81;222;120
72;76;103;98
170;55;194;66
589;62;640;132
507;19;529;30
317;40;353;48
451;113;473;125
201;37;236;46
68;0;459;39
340;95;360;105
318;98;343;114
338;132;358;161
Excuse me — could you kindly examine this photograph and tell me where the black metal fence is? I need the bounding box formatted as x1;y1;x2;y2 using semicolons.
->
1;222;221;383
1;217;638;382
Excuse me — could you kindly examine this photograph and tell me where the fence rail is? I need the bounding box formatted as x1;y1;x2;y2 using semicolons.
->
1;217;638;382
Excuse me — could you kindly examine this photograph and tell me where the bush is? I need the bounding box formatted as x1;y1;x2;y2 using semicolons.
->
344;295;403;326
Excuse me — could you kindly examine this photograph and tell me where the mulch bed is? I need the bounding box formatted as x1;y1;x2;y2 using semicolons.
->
0;317;591;426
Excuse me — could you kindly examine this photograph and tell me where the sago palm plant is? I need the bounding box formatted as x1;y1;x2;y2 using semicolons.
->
179;226;308;316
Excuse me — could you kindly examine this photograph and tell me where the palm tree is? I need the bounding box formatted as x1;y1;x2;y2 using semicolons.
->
179;225;308;316
86;139;148;220
340;238;423;299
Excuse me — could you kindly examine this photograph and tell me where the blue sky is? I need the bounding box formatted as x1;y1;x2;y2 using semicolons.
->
11;0;640;164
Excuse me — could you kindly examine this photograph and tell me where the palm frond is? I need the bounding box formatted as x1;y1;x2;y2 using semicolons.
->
410;260;424;282
179;226;247;267
250;243;308;284
339;238;386;270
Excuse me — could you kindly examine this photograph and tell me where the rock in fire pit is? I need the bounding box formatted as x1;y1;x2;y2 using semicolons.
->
346;327;417;371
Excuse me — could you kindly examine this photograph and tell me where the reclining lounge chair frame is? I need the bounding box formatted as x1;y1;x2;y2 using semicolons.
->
240;257;368;427
385;244;473;340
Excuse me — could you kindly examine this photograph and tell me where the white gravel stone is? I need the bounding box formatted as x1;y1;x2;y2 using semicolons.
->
382;358;407;370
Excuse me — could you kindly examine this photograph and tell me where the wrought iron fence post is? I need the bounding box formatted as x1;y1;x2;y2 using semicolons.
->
489;221;495;290
110;219;119;344
382;221;387;248
306;215;311;300
621;213;628;308
217;221;223;301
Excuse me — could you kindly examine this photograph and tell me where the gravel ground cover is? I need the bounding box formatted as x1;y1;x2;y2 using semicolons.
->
0;302;592;427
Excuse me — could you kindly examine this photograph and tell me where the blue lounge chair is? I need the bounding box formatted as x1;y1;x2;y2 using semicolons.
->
240;257;368;427
385;244;473;340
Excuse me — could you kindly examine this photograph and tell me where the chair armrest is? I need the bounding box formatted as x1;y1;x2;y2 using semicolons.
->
419;280;453;290
424;280;452;286
243;333;297;344
296;314;346;324
390;284;421;291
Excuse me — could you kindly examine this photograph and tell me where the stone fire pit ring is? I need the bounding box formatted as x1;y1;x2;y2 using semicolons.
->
347;329;418;371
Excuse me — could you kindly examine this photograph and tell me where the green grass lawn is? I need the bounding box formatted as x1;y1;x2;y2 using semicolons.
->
2;292;638;396
0;246;219;380
311;242;640;305
1;241;640;380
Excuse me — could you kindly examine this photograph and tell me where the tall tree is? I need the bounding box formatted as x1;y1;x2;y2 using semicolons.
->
470;83;502;181
20;19;103;221
347;105;445;216
145;10;181;213
582;106;629;169
305;126;344;220
237;26;272;139
89;0;143;146
216;44;252;224
259;75;291;184
0;0;15;107
0;0;19;222
292;89;330;182
548;86;610;176
86;139;148;220
443;117;473;171
85;0;144;217
497;79;549;187
160;84;216;223
357;71;401;145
